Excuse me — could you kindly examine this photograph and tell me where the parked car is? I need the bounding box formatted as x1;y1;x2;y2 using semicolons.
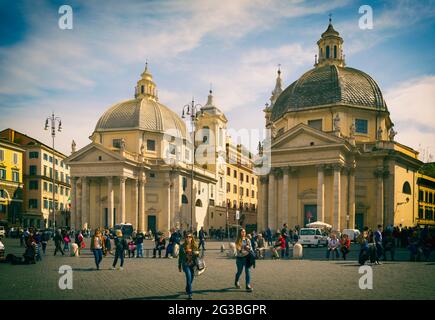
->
298;228;328;247
0;226;5;238
342;229;361;242
113;223;133;238
8;227;20;238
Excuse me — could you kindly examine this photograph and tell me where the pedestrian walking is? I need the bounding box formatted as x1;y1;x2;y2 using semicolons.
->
104;230;112;256
91;229;105;270
112;230;127;270
136;231;144;258
374;225;383;265
281;224;290;257
41;230;49;255
54;230;65;256
199;227;206;252
63;233;71;252
234;228;254;292
178;232;199;300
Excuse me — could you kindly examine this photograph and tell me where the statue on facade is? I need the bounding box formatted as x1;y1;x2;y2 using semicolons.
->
71;140;76;153
349;123;356;138
120;138;126;151
389;127;397;141
377;126;383;140
333;114;341;132
140;143;145;155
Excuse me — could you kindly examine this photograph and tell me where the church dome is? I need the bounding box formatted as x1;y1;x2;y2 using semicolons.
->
94;98;187;138
271;19;388;122
94;64;187;138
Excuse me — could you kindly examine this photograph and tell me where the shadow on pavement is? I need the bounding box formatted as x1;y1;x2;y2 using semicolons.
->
126;287;238;300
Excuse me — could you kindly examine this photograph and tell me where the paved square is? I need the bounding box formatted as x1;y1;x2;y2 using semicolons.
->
0;238;434;300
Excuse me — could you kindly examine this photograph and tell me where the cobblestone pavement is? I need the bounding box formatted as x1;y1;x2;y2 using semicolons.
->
1;238;434;300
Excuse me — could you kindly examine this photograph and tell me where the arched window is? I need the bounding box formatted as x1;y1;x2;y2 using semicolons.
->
195;199;202;207
141;85;144;94
334;45;337;58
402;182;411;195
326;46;330;59
181;195;188;204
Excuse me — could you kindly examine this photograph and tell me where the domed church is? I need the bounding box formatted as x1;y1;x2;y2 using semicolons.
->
257;19;423;232
66;64;219;233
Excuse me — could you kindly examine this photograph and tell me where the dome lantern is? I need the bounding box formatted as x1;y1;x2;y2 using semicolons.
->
316;15;345;68
135;62;158;101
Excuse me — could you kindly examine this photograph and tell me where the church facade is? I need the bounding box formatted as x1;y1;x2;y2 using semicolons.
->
257;20;423;232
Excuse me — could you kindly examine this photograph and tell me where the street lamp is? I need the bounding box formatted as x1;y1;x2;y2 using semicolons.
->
44;112;62;232
181;98;202;233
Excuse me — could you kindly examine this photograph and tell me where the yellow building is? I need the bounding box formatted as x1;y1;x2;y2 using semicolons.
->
0;129;71;228
257;20;423;232
416;165;435;226
0;138;24;225
225;141;258;229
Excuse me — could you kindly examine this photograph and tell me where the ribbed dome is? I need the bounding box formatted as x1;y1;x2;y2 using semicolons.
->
271;65;387;121
95;97;187;138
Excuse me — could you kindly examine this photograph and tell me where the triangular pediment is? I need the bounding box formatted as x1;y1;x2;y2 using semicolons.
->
272;123;346;149
65;142;125;163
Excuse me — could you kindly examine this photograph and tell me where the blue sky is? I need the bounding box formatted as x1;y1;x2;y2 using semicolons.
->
0;0;434;159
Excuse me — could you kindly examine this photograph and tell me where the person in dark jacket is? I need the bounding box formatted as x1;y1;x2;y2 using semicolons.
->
112;230;127;270
178;232;199;300
199;227;206;251
153;232;166;258
54;230;64;256
41;230;49;255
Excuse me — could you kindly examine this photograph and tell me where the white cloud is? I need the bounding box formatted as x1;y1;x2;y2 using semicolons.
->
385;75;435;160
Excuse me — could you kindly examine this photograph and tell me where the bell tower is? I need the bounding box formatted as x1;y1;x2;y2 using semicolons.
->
135;62;158;101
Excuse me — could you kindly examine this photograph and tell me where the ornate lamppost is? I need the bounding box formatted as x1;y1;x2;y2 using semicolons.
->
181;98;202;232
44;113;62;231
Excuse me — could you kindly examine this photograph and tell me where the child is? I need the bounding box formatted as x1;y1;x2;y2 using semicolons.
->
128;239;136;258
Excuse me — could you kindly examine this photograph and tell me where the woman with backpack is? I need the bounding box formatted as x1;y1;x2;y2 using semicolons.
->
112;230;127;270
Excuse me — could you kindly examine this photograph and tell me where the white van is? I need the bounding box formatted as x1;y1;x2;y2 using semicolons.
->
298;228;327;247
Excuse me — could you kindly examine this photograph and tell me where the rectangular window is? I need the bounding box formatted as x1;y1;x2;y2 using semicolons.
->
419;190;424;201
66;175;70;185
13;153;18;165
61;172;64;182
43;182;48;191
246;175;249;183
49;156;53;163
55;171;59;180
65;188;69;196
29;151;39;159
43;199;48;209
29;180;38;190
240;187;243;195
49;168;53;178
0;149;4;161
240;173;244;181
28;199;38;209
29;165;37;175
55;185;58;194
227;167;231;176
308;119;323;131
61;161;64;168
112;139;122;149
246;189;249;197
355;119;368;134
49;183;53;193
0;169;6;180
55;159;58;165
44;166;47;176
60;186;64;195
234;170;237;178
227;182;231;193
252;177;254;185
12;171;19;182
220;177;223;189
252;190;255;198
147;139;156;151
43;153;48;161
233;185;237;194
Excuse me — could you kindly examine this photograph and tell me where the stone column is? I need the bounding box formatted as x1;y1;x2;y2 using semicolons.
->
281;168;289;227
349;168;356;229
258;176;269;232
119;177;126;224
163;180;171;232
138;177;146;233
267;170;276;231
333;165;341;231
170;174;176;227
289;168;298;228
76;179;82;230
317;165;325;223
70;177;77;230
97;179;103;228
134;179;139;231
107;177;114;228
81;176;88;230
375;168;384;227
